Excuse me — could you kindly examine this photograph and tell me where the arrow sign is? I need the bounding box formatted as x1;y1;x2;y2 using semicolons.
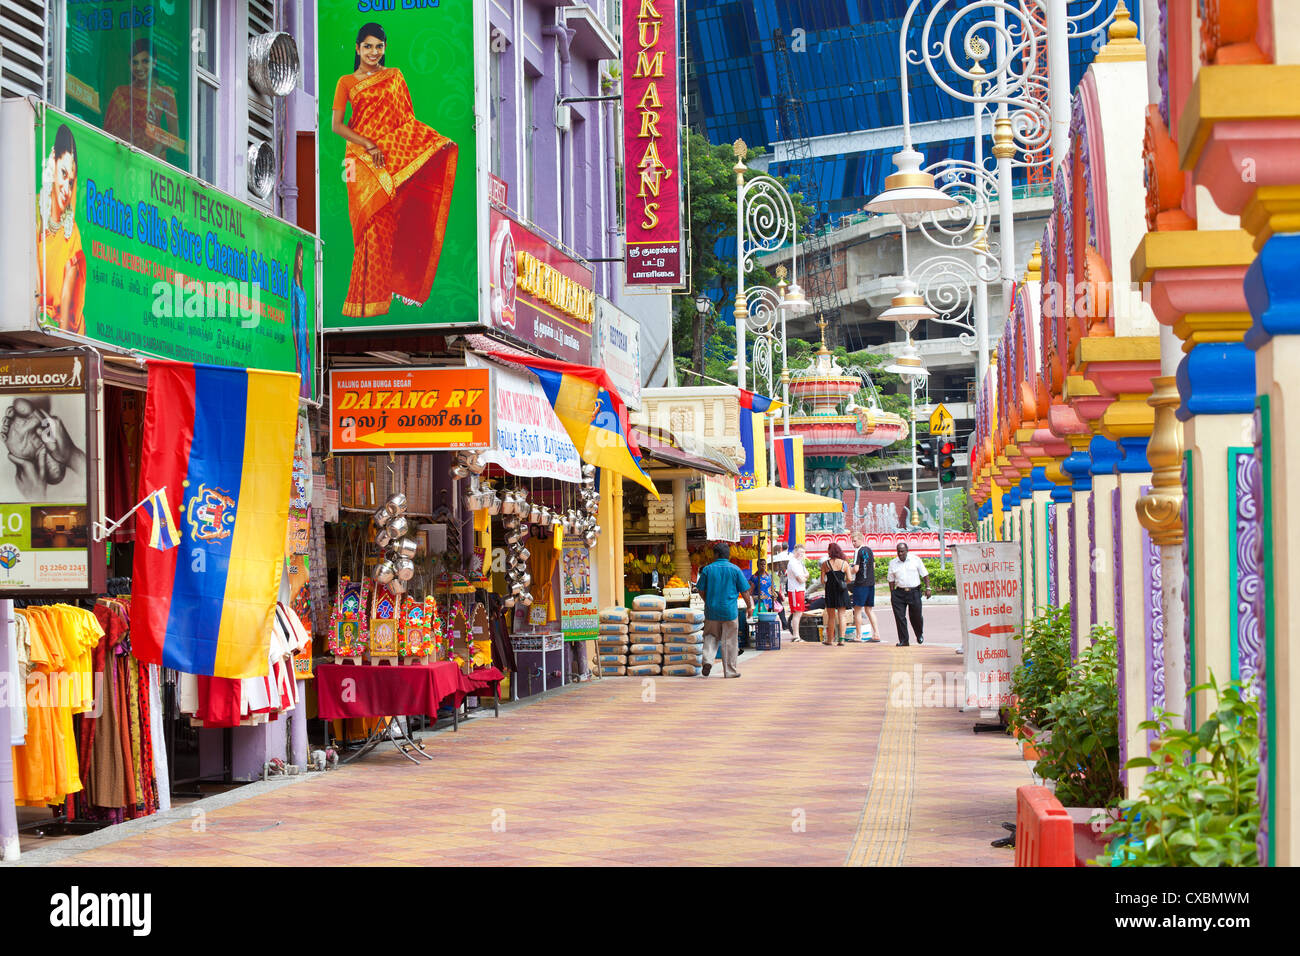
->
970;622;1016;639
357;431;476;447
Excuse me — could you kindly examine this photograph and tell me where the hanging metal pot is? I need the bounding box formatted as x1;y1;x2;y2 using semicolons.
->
500;492;518;515
510;580;526;595
515;487;529;504
394;557;417;582
517;572;532;589
520;593;534;607
516;547;531;562
529;504;544;525
487;493;503;516
503;595;517;609
387;515;411;539
374;506;394;527
389;577;407;595
373;560;397;585
505;529;526;547
582;463;596;478
385;493;408;515
393;537;419;560
466;456;486;476
585;530;599;548
451;464;470;479
375;528;393;548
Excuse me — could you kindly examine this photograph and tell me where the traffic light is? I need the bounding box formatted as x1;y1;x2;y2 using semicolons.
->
938;440;957;484
915;439;936;475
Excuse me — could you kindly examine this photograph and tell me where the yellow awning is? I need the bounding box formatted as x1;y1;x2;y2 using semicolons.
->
689;484;843;515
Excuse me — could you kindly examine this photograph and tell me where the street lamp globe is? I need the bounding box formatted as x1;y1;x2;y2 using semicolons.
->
694;293;713;315
879;278;936;325
882;340;930;379
866;148;959;216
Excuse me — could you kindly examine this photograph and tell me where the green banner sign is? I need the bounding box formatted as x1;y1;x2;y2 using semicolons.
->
34;106;318;400
63;1;192;172
318;2;481;330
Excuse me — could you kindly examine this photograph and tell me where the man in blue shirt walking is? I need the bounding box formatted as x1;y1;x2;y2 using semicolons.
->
695;542;754;678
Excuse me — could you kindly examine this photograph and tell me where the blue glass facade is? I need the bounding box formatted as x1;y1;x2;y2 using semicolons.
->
686;0;1136;221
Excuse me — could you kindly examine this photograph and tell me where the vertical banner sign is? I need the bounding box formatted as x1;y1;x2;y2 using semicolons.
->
560;536;599;641
0;349;104;594
288;410;314;679
704;475;740;543
318;2;483;330
593;298;642;410
622;0;685;288
953;542;1022;712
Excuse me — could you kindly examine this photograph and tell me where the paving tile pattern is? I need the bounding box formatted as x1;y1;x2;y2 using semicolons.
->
31;629;1032;866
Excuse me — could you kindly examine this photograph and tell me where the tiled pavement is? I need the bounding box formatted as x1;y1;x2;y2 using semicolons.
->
17;611;1032;866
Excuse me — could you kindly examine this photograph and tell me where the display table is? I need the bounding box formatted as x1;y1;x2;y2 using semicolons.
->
318;661;474;763
463;666;504;716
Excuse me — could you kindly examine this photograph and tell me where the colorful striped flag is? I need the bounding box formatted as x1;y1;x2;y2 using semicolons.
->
143;487;181;551
483;351;659;497
132;361;300;678
737;387;781;414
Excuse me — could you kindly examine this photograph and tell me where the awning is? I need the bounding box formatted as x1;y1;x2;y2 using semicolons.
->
689;484;844;515
632;426;738;476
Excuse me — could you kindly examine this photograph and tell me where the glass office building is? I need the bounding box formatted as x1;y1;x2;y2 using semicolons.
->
685;0;1133;224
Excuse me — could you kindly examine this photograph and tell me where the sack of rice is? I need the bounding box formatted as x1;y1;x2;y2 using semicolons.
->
662;664;702;677
598;653;627;666
663;651;703;665
599;607;630;623
598;622;630;635
663;641;703;654
629;642;664;654
630;610;662;623
629;621;662;635
661;620;705;635
663;607;704;624
627;652;662;665
603;664;627;676
598;643;630;656
632;594;667;612
626;663;661;676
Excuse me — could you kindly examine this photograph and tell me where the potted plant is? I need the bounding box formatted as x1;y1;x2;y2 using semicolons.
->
1100;675;1260;866
1008;605;1072;759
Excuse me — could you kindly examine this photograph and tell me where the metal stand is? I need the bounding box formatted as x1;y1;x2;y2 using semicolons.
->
339;715;432;764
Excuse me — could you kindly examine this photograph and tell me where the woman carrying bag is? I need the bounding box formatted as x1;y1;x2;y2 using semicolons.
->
820;543;851;646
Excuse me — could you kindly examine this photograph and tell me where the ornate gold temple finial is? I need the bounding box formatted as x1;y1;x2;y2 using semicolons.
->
1135;376;1185;546
816;315;829;352
775;264;788;280
733;138;748;178
992;116;1015;159
1095;1;1145;62
1024;240;1042;282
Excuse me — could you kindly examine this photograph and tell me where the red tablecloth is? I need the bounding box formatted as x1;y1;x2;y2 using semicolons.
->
316;662;467;719
464;666;504;695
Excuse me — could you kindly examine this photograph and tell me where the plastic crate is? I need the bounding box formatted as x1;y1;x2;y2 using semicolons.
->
754;616;781;650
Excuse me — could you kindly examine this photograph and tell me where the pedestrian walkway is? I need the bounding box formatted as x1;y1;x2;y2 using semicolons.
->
13;624;1032;867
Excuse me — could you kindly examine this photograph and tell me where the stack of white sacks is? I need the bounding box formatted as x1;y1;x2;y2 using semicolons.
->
661;606;705;676
597;606;630;675
627;594;665;675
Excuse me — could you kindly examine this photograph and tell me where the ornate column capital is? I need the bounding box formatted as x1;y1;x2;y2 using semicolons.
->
1135;376;1185;546
1244;232;1300;351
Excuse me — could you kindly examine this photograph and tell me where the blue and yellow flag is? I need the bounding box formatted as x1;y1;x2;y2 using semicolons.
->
143;487;181;551
484;351;658;497
132;361;299;678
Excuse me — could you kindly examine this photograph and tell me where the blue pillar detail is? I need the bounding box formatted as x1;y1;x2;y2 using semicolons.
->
1031;466;1054;492
1050;483;1073;503
1063;449;1092;491
1089;436;1122;476
1175;343;1255;421
1116;436;1150;473
1245;232;1300;351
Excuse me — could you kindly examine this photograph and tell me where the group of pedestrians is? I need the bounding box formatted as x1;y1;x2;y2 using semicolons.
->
819;532;931;646
693;531;934;679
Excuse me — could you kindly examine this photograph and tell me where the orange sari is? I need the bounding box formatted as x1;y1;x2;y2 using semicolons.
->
38;221;86;336
334;68;457;318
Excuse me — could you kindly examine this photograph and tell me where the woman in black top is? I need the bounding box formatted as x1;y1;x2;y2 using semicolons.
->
821;542;851;646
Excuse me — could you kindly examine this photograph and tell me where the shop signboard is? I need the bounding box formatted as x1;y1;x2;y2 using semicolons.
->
561;535;599;641
487;207;594;365
593;297;642;410
328;367;492;453
318;2;486;332
465;354;581;482
63;1;191;171
704;475;739;543
621;0;685;288
0;101;319;400
0;348;105;595
953;542;1022;713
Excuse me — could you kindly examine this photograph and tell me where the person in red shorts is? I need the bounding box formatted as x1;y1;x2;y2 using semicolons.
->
784;544;808;641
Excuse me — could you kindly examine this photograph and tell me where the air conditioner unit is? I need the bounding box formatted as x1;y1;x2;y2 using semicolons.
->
555;104;572;133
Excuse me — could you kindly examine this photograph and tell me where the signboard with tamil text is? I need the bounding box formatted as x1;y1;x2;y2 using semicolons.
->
953;542;1022;712
464;354;581;483
328;367;492;453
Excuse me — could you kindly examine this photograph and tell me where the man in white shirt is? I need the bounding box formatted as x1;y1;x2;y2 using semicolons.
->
886;542;930;646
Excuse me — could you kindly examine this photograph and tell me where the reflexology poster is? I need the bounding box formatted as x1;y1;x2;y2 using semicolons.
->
319;1;485;331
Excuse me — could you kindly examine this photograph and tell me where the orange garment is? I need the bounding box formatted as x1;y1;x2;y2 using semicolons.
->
38;222;86;336
332;68;457;318
103;83;181;158
11;608;81;805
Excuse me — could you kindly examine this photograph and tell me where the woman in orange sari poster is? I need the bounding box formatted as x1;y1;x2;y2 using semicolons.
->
330;22;458;319
36;124;86;336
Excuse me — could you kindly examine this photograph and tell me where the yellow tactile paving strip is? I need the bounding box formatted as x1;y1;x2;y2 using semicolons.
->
27;631;1033;867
